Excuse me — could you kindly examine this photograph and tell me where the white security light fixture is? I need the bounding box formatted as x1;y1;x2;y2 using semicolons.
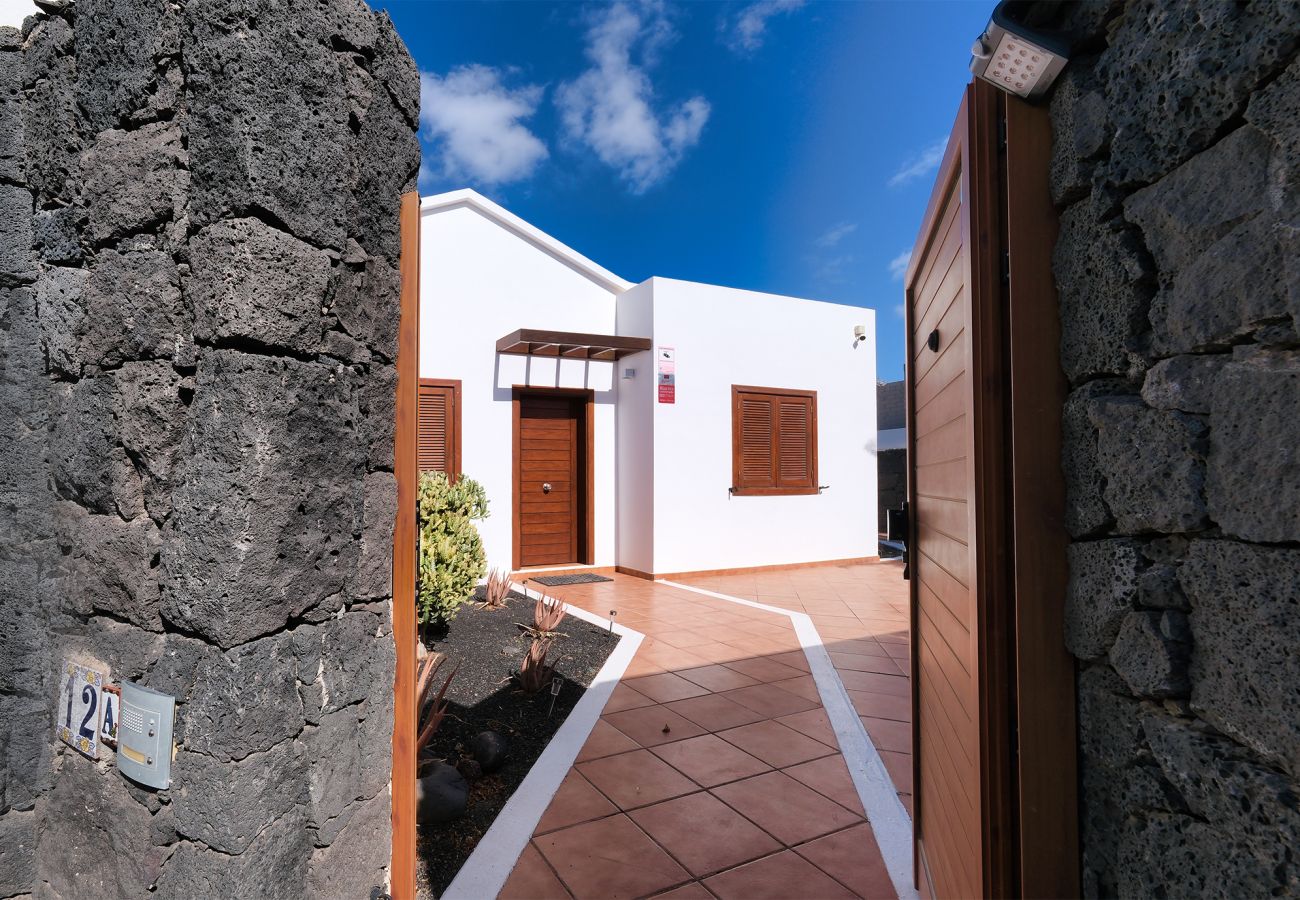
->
853;324;867;348
970;1;1068;100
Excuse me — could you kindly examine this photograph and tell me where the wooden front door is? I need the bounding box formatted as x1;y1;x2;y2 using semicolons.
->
514;391;589;568
903;80;1078;899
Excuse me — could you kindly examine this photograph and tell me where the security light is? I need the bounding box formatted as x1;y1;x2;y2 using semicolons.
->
970;1;1068;100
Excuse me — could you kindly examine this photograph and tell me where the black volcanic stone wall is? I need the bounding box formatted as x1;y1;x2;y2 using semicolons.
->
0;1;419;896
1045;2;1300;896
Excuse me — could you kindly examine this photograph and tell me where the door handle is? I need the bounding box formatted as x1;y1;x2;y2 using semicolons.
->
542;483;552;493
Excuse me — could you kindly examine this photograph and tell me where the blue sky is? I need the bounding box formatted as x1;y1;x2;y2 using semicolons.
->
379;0;991;382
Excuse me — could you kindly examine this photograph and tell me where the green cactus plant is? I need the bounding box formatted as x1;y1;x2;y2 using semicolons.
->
417;471;489;629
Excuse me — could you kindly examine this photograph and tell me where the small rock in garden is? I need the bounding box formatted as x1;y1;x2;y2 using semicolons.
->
416;762;468;825
456;758;483;783
470;731;509;774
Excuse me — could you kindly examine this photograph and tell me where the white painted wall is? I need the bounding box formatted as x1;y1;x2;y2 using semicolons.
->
644;278;877;574
418;200;620;571
418;192;877;577
614;282;655;574
0;0;33;28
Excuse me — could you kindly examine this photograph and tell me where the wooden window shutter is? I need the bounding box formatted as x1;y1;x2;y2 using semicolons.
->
417;380;461;477
737;394;774;490
776;395;815;490
731;386;818;496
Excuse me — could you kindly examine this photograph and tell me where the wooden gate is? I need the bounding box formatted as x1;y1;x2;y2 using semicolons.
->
903;80;1078;899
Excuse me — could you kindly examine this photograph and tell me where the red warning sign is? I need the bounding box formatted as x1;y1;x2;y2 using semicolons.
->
657;346;676;404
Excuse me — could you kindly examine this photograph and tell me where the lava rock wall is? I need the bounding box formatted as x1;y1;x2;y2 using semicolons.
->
0;1;419;896
1046;2;1300;895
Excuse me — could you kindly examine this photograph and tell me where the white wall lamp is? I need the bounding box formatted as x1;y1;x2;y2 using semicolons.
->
853;324;867;349
970;1;1069;100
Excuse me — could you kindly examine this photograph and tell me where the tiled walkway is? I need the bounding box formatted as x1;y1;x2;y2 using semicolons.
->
679;563;913;814
498;564;909;900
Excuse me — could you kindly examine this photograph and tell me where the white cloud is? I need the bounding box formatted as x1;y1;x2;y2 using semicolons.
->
813;253;854;283
419;65;548;188
556;2;711;193
894;303;907;319
887;249;912;281
887;137;947;188
722;0;806;54
815;222;857;249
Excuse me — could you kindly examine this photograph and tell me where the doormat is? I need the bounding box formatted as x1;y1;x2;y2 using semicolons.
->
530;573;614;586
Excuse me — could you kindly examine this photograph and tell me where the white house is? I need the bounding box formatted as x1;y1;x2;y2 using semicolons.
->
417;189;878;579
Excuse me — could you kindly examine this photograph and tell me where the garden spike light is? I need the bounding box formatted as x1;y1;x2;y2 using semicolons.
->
970;0;1069;100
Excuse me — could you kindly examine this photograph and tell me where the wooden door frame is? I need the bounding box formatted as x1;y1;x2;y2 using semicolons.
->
390;191;420;900
511;386;595;570
1004;92;1079;900
903;80;1077;899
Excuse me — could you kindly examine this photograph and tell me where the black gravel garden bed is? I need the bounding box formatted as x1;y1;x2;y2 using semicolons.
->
416;587;620;898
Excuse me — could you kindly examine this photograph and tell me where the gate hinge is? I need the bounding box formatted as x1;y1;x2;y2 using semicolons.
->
1001;249;1010;285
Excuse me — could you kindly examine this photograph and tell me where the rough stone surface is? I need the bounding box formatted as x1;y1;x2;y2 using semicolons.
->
184;2;355;250
1065;540;1140;661
1088;396;1208;534
470;730;510;774
0;2;415;894
79;247;186;367
171;741;308;855
416;762;469;824
22;15;80;204
74;0;182;131
307;791;391;898
154;808;313;900
1206;350;1300;543
1109;610;1190;699
32;206;83;264
1095;0;1300;188
0;809;37;894
81;121;188;244
1061;380;1124;537
33;264;87;375
189;218;332;355
1126;127;1292;355
173;633;305;764
35;754;167;897
1136;563;1188;611
1182;541;1300;778
1127;716;1300;897
1048;60;1109;207
161;350;367;648
1053;193;1153;383
1076;664;1152;892
0;183;34;280
1140;354;1228;414
64;508;163;630
331;253;401;363
1054;8;1300;889
0;49;23;186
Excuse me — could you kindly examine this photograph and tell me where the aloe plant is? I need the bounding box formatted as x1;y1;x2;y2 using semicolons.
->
416;652;458;771
481;567;512;610
517;637;554;695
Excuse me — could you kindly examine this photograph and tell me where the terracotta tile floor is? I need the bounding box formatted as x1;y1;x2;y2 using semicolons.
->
680;562;913;816
499;567;903;899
